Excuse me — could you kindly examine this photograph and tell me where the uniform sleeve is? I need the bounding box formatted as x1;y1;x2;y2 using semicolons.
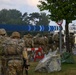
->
22;49;28;59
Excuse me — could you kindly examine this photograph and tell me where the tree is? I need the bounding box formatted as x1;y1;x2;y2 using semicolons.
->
38;0;76;52
8;9;22;24
0;9;8;24
22;12;30;25
29;12;50;25
36;12;50;25
0;9;22;25
29;12;40;25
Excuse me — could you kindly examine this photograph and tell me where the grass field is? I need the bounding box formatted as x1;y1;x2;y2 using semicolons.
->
28;55;76;75
0;55;76;75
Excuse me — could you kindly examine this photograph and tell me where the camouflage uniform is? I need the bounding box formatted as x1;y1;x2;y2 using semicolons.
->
23;34;34;48
23;34;34;61
2;31;24;75
0;29;7;52
40;36;48;53
53;32;59;50
69;32;75;52
0;29;8;75
53;32;64;51
33;35;48;53
48;34;54;51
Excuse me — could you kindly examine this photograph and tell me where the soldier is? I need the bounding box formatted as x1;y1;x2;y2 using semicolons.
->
23;34;34;61
23;34;34;48
11;32;30;75
69;32;75;52
2;31;25;75
0;28;7;47
37;34;48;54
48;33;54;51
0;29;8;75
53;32;59;50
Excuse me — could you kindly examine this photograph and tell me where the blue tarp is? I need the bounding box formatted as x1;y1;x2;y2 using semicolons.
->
0;24;60;32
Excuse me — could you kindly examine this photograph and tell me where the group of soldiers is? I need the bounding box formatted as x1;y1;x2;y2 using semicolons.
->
0;29;30;75
0;28;75;75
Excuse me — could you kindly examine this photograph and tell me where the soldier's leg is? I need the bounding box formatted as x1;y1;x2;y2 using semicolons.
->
1;58;6;75
25;63;29;75
25;69;28;75
22;65;24;75
1;62;3;75
18;65;23;75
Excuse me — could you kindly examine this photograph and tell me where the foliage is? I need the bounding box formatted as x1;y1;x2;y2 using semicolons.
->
29;12;40;25
0;9;50;25
0;9;22;25
36;13;50;25
22;12;30;25
38;0;76;52
38;0;76;22
26;12;50;25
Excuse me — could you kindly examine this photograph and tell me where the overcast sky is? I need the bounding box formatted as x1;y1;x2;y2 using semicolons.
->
0;0;76;30
0;0;41;14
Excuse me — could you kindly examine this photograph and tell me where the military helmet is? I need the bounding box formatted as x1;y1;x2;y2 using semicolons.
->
11;31;20;38
24;34;33;38
0;29;7;35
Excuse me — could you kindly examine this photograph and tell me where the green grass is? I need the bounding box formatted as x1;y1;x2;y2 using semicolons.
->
28;55;76;75
0;55;76;75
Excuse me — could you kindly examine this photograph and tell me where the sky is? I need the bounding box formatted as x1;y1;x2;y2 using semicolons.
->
0;0;76;30
0;0;41;14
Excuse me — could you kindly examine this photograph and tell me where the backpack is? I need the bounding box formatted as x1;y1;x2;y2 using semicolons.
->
3;38;24;55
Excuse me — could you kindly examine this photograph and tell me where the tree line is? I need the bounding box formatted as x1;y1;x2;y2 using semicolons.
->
0;9;50;25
